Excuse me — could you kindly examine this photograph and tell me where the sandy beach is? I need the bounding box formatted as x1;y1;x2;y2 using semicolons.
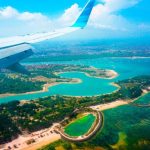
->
0;78;82;99
84;69;118;80
0;83;56;98
107;69;118;79
22;134;60;150
1;124;61;150
55;67;118;80
90;100;129;111
91;88;150;112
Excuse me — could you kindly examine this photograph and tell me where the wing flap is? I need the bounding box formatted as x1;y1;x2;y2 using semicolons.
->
0;43;33;74
8;63;30;75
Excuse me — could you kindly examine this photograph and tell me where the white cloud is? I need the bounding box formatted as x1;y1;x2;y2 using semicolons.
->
101;0;139;11
0;6;50;22
89;0;140;31
57;0;140;32
0;6;53;36
0;5;81;36
0;6;18;18
0;0;147;38
58;4;81;27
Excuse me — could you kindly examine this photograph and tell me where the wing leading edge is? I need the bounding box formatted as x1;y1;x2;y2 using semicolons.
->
0;0;95;74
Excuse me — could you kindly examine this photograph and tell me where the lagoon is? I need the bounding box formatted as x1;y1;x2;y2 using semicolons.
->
0;72;117;104
1;58;150;104
64;114;96;137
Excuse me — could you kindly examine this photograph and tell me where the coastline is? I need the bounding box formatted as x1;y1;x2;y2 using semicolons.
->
1;124;61;150
90;100;129;111
0;83;54;98
0;69;117;100
57;68;118;80
2;91;150;150
89;66;118;79
0;83;57;98
0;78;82;99
91;89;150;112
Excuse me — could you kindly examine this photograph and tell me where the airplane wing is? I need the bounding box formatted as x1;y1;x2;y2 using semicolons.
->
0;0;95;74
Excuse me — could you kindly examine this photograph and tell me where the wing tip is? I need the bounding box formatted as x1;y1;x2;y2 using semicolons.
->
72;0;95;28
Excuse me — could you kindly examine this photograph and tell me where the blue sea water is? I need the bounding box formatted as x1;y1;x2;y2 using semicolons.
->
0;57;150;104
26;57;150;80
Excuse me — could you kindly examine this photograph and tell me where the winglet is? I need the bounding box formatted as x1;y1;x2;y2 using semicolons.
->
72;0;95;28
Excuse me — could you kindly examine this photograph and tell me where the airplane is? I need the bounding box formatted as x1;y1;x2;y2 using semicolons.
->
0;0;95;75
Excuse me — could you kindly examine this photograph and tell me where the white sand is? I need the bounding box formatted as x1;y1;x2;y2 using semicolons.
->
90;100;128;111
2;124;61;150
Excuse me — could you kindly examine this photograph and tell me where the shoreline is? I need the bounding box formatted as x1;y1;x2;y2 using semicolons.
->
90;100;129;111
89;66;118;79
0;83;57;98
0;78;82;99
1;124;61;150
91;89;150;112
0;69;118;100
2;91;149;150
56;67;118;80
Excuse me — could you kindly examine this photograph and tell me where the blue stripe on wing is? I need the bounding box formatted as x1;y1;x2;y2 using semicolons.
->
72;0;95;28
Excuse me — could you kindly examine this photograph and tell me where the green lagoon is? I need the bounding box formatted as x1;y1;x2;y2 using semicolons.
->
64;114;96;137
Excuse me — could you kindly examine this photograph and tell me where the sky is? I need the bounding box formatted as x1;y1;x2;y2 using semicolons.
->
0;0;150;39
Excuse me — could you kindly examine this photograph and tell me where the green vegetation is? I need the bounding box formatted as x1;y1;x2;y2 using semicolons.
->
117;76;150;99
64;114;96;137
134;93;150;105
0;74;45;94
0;64;114;94
40;105;150;150
0;113;20;144
0;75;150;144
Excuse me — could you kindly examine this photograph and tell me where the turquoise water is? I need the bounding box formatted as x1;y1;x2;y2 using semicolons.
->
0;72;117;104
1;58;150;104
26;57;150;80
50;72;117;96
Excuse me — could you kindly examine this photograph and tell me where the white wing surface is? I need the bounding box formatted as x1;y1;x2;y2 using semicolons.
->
0;0;95;74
